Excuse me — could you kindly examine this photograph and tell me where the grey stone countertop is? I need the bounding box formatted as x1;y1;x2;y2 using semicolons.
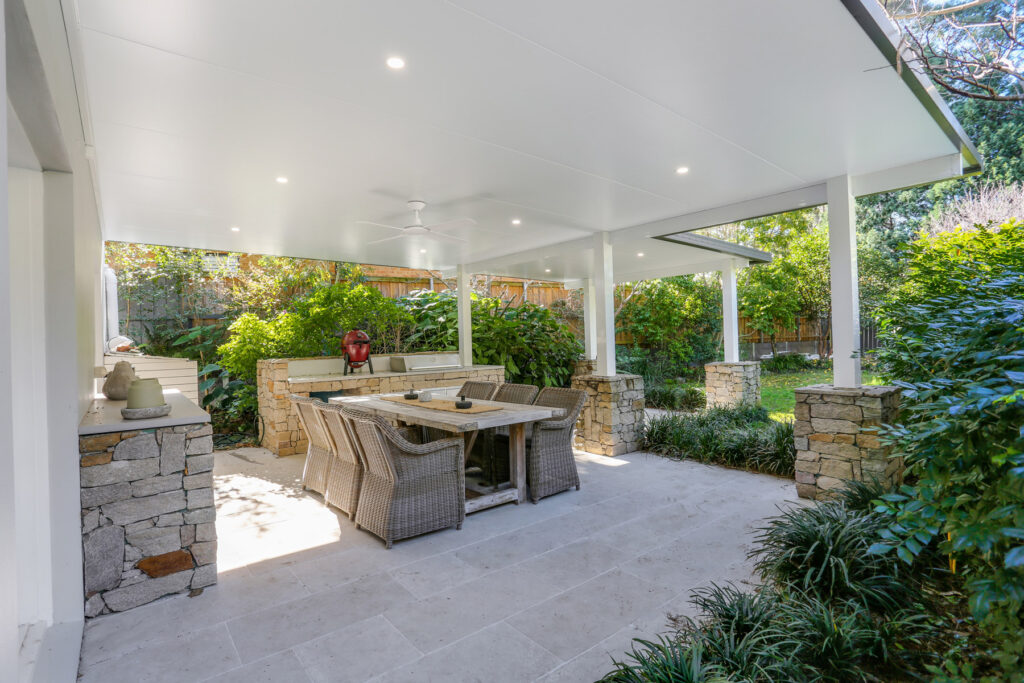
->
287;365;505;384
79;389;210;436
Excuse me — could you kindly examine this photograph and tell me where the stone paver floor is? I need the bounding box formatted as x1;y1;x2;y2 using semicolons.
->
78;446;799;683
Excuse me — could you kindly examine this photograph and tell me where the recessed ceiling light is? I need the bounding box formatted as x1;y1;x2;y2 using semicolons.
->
545;268;551;273
675;166;689;175
511;218;521;225
386;56;406;70
230;226;240;232
275;176;288;184
419;248;427;254
637;252;644;257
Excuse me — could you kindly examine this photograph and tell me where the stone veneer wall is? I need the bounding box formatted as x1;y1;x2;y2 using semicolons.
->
571;374;645;457
257;358;505;455
704;361;761;407
80;423;216;616
794;384;903;500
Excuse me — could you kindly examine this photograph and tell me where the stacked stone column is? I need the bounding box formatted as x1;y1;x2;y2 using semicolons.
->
704;361;760;407
571;374;644;456
79;422;216;616
794;384;903;500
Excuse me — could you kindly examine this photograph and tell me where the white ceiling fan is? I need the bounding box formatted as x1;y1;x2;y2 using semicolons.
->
358;200;476;245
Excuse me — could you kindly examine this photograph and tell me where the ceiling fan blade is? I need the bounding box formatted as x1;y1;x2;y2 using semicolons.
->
355;220;404;232
426;230;468;244
425;218;476;233
366;233;408;245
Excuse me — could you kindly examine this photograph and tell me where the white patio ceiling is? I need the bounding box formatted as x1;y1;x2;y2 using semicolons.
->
72;0;975;284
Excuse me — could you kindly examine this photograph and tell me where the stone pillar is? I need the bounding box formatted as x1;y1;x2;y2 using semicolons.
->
573;358;597;377
793;384;903;500
704;361;760;407
571;374;644;456
257;359;297;454
79;422;216;616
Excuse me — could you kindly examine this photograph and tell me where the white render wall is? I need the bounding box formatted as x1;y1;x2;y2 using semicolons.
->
4;0;106;677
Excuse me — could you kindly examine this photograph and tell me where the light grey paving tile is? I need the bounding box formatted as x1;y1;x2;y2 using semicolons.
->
290;544;416;594
388;551;486;599
595;501;712;556
80;565;308;667
453;522;570;572
619;519;755;590
79;624;239;683
506;568;677;661
385;562;562;653
227;573;415;663
375;622;561;683
294;615;421;683
514;539;627;593
535;627;640;683
204;650;312;683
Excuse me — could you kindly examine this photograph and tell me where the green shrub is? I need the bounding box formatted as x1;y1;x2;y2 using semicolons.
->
752;502;915;614
616;347;700;385
601;639;731;683
616;276;722;372
401;290;583;387
646;384;705;411
870;268;1024;674
643;405;794;476
759;353;822;374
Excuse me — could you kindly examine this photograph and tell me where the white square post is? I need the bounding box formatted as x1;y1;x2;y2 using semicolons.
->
456;264;473;367
583;277;597;361
827;175;862;387
592;232;616;375
721;260;740;363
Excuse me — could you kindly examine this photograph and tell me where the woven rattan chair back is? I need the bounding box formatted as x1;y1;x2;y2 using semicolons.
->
315;402;365;519
533;386;586;418
341;406;396;481
492;383;539;405
291;395;333;495
456;381;497;400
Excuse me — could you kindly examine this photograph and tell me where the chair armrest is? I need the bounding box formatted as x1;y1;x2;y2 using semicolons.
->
535;414;578;431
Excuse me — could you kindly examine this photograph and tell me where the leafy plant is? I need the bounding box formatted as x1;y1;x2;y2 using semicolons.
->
601;639;732;683
759;353;821;374
870;264;1024;674
752;501;915;614
616;275;722;372
646;384;705;411
643;405;795;476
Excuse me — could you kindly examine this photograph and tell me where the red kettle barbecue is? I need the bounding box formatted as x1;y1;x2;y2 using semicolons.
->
342;329;374;376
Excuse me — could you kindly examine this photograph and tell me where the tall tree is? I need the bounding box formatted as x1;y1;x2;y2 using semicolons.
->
878;0;1023;102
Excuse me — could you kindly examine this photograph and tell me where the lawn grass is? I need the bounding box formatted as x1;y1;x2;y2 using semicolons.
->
761;369;881;421
680;368;882;422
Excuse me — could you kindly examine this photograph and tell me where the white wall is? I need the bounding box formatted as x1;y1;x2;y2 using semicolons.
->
9;167;53;630
4;0;106;677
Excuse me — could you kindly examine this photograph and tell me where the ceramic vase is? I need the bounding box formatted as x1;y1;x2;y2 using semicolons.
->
126;378;165;409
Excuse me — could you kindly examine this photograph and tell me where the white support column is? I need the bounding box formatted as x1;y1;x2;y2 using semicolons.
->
827;175;862;387
456;265;473;367
583;278;597;361
721;261;740;363
592;232;616;375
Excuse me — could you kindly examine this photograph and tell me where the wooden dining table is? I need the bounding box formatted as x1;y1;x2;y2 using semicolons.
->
329;391;565;513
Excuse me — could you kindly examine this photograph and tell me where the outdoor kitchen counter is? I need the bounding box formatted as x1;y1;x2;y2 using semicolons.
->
79;389;210;435
286;364;506;384
76;388;217;618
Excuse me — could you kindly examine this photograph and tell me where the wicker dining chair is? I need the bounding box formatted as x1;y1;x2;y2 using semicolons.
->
422;380;499;444
477;383;540;484
291;395;333;496
526;387;587;503
314;402;364;519
342;406;465;548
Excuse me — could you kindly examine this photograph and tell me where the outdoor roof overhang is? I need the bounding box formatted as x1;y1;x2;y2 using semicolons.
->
70;0;979;286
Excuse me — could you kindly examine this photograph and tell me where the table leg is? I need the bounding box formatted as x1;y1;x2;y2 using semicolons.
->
509;422;527;504
463;430;479;465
